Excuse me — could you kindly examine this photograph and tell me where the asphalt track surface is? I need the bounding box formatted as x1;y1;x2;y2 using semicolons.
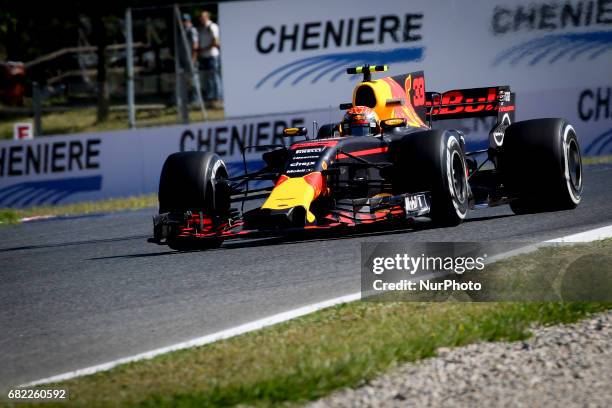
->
1;165;611;389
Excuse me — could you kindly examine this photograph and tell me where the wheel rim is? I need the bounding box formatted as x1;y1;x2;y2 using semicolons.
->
450;150;467;203
567;138;582;191
207;161;229;212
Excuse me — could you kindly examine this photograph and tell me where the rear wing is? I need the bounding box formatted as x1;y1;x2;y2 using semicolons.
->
343;65;516;144
426;86;515;123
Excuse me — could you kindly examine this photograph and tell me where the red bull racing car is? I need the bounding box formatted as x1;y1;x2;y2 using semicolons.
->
150;65;583;250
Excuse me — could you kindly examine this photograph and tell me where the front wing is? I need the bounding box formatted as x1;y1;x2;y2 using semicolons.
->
149;192;431;245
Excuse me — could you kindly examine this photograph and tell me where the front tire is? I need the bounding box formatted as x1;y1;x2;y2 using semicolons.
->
394;130;469;226
159;151;230;214
158;151;229;250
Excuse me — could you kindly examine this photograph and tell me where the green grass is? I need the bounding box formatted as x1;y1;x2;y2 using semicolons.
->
0;106;224;139
583;154;612;165
0;194;157;226
6;240;610;407
478;239;612;302
0;209;20;225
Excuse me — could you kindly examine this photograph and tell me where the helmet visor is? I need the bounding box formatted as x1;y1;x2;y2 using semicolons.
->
347;125;373;136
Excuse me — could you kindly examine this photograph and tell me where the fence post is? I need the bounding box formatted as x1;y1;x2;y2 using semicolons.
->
32;82;42;136
173;4;189;124
125;7;136;129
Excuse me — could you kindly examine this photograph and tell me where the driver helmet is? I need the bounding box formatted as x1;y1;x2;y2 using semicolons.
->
341;106;380;137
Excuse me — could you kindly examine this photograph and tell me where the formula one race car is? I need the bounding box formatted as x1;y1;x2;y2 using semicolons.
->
150;65;583;250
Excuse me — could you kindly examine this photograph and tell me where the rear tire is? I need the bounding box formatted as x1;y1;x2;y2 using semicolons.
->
502;119;583;214
394;130;469;226
158;151;229;250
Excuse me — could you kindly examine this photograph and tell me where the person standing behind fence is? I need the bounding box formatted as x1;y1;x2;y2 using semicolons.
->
180;13;199;68
198;11;223;109
180;13;200;105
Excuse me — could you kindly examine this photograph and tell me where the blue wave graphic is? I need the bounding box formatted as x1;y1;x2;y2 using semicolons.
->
584;128;612;156
256;47;424;89
493;30;612;66
0;175;102;207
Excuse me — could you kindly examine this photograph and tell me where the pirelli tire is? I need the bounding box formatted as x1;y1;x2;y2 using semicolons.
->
158;151;229;250
394;130;469;226
502;119;583;214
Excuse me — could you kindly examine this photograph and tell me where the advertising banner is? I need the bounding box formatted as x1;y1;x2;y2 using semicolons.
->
219;0;611;114
0;110;331;208
219;0;612;151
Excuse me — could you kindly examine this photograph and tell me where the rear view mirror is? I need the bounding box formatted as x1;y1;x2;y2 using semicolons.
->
381;118;407;129
283;127;308;137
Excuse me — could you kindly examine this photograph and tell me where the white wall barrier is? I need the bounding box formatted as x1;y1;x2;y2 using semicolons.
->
219;0;611;150
220;0;611;115
0;110;332;208
0;85;609;209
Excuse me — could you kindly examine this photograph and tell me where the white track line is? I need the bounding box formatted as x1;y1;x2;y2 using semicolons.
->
20;215;55;223
546;224;612;243
20;224;612;388
20;292;361;387
486;224;612;264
